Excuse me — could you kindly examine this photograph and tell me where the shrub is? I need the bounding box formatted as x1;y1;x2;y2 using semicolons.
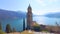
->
5;24;12;33
33;26;41;32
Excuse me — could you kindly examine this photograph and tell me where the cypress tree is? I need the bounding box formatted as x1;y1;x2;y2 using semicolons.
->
23;18;25;31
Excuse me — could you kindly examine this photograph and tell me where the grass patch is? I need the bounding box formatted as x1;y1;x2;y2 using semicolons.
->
0;30;5;34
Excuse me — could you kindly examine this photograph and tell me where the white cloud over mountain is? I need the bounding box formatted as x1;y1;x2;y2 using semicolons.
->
30;0;60;15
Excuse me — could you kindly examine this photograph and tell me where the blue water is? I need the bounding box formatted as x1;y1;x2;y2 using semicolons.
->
1;16;60;32
2;18;23;32
33;16;60;26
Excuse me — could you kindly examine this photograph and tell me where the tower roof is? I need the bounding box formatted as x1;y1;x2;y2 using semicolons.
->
28;4;32;9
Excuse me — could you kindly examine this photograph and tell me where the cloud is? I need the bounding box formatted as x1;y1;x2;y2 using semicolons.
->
48;0;57;2
31;0;60;15
32;8;60;15
35;0;47;6
32;10;48;15
34;0;59;6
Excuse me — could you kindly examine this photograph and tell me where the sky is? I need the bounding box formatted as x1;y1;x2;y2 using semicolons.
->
0;0;60;15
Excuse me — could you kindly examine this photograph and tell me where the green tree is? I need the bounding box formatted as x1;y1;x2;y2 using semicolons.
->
0;23;2;30
5;24;12;33
33;25;41;32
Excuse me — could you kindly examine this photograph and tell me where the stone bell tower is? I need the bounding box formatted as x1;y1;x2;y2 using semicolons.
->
27;4;32;30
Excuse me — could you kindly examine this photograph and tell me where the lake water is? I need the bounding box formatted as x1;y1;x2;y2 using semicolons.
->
33;16;60;26
2;16;60;32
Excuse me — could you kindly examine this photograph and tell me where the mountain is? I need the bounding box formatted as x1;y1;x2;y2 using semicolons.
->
45;12;60;18
0;9;27;32
0;9;26;19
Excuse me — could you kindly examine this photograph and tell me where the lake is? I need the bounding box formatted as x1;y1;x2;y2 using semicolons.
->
2;16;60;32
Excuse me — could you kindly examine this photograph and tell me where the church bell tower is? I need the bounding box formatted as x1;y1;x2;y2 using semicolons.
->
27;4;32;30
